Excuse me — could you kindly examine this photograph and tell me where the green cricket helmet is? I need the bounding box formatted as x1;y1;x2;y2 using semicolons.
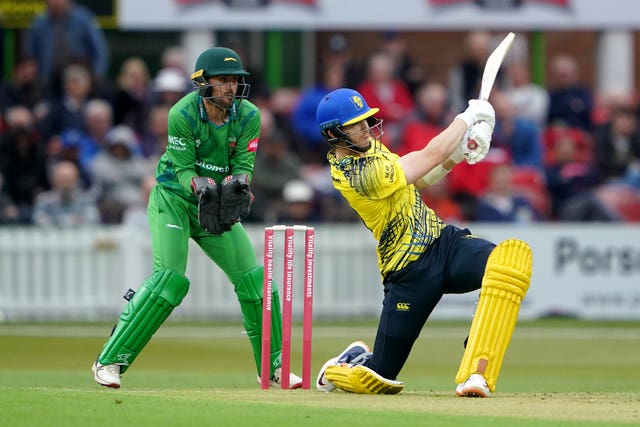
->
316;88;383;152
191;47;250;101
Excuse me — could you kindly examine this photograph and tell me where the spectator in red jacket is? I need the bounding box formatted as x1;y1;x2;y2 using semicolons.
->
357;52;414;149
397;82;451;157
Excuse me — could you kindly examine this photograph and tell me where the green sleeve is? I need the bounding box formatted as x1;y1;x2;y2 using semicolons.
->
166;107;199;193
230;104;261;182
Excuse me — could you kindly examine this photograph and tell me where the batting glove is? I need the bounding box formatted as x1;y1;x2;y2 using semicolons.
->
461;121;492;165
455;99;496;131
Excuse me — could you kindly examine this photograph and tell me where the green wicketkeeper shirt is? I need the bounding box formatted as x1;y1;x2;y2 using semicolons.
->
155;92;261;202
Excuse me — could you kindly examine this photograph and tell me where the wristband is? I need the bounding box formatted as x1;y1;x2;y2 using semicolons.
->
450;144;465;164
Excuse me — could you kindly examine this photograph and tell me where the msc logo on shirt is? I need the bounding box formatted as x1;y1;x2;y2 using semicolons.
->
396;302;410;312
168;135;187;151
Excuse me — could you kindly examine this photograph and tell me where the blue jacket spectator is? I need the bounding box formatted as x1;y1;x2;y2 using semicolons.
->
25;0;109;96
291;63;346;164
547;54;593;131
492;92;543;169
475;163;542;223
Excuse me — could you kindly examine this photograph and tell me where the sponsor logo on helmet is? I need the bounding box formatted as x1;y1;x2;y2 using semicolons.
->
224;57;238;62
350;95;364;110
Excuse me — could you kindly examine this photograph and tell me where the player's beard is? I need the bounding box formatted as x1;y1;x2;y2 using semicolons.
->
206;92;236;111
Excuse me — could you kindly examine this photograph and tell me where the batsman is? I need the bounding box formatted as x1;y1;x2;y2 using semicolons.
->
314;88;532;396
91;47;302;389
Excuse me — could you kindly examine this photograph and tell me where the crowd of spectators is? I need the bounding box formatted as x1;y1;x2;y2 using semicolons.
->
1;2;639;228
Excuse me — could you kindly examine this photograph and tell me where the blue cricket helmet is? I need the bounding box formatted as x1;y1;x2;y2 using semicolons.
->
316;88;380;146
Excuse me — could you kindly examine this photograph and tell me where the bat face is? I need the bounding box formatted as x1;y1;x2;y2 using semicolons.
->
465;32;516;151
479;32;516;101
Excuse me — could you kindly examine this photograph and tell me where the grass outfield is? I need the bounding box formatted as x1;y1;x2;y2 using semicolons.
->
1;319;639;426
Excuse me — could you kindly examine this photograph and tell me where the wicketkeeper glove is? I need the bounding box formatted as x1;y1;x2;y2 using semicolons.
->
219;174;253;230
191;176;224;235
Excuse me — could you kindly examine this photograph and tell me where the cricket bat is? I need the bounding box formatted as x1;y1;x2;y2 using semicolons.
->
479;32;516;101
466;31;516;149
427;32;516;181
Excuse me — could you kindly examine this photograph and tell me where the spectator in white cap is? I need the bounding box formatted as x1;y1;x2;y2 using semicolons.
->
152;67;190;107
277;179;321;223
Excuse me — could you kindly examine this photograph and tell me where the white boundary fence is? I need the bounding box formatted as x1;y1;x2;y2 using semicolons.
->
0;224;639;321
0;224;383;322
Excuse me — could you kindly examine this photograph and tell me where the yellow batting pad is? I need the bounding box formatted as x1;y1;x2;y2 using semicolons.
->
455;239;532;393
324;365;404;395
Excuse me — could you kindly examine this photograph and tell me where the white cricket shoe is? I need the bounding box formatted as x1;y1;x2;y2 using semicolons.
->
316;340;371;392
455;373;491;398
256;367;303;389
92;361;121;388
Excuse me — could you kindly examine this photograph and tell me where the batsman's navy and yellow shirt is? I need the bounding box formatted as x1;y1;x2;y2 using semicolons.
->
328;142;446;278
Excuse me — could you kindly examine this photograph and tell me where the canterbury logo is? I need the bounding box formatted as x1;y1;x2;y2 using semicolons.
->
396;302;410;311
350;95;364;109
224;57;238;62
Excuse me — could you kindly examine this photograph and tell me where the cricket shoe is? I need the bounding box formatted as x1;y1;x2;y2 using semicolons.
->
92;360;121;388
455;373;491;398
256;368;303;389
316;340;371;392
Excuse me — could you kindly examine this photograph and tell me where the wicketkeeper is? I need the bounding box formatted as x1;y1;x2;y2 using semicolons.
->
92;47;301;389
314;88;532;396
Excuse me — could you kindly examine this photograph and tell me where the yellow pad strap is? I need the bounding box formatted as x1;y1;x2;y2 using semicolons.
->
455;239;532;392
324;365;404;395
